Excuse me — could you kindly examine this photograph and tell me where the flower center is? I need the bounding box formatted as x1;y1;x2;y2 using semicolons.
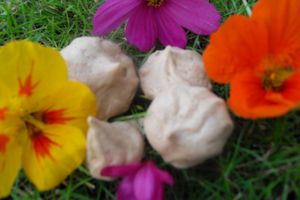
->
24;114;45;136
262;67;293;91
147;0;164;7
22;109;75;137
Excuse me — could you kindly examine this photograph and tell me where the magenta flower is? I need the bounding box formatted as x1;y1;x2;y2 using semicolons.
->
93;0;221;51
101;161;174;200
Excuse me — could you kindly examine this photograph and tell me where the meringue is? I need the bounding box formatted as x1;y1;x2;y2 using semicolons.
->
139;46;211;99
144;86;233;168
86;117;144;180
61;37;138;120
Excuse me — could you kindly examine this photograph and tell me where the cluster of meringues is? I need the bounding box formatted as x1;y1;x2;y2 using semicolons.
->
61;36;234;180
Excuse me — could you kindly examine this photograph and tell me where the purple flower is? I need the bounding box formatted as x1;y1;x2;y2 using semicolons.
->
101;161;174;200
93;0;221;51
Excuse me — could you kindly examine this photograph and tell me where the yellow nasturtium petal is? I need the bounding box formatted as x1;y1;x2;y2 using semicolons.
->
0;133;22;198
0;40;97;196
22;125;85;191
0;84;10;108
34;81;97;133
0;40;68;102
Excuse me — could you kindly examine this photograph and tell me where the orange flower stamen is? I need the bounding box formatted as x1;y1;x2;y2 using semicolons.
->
262;67;294;91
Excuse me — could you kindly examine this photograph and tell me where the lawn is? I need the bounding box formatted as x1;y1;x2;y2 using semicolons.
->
0;0;300;199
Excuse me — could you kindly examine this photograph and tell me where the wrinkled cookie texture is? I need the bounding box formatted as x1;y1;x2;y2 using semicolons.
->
61;37;138;120
144;86;233;169
86;117;144;180
139;46;211;99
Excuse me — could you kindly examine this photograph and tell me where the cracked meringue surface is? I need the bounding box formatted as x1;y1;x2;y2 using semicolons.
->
139;46;211;99
86;117;144;180
61;37;138;120
144;85;233;168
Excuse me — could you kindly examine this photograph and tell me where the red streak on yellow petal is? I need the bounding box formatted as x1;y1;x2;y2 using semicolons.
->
43;109;76;124
18;71;39;97
0;107;7;121
31;132;60;159
0;135;9;154
0;162;5;171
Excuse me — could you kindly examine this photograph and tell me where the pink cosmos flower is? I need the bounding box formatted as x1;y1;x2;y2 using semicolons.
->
101;161;174;200
93;0;221;51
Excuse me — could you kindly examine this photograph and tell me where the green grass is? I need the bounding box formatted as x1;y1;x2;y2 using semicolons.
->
1;0;300;199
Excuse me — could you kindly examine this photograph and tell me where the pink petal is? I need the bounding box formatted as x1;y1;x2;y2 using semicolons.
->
133;162;158;200
154;184;164;200
125;5;158;51
167;0;221;35
153;166;174;185
117;175;136;200
93;0;141;35
101;163;142;177
155;8;187;48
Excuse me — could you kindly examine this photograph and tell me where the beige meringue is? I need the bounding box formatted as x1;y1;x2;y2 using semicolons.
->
144;86;233;169
139;46;211;99
86;117;144;180
61;37;138;120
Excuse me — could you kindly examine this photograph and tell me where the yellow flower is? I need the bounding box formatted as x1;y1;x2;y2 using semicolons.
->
0;41;96;198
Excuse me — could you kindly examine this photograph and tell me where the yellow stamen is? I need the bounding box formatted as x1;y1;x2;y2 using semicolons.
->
262;67;293;91
147;0;164;7
23;114;45;131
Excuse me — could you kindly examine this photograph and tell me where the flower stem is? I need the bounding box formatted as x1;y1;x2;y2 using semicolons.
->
242;0;252;16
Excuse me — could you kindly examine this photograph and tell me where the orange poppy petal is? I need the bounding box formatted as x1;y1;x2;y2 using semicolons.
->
203;15;268;83
22;125;85;191
0;133;22;198
252;0;300;56
281;72;300;103
228;73;295;119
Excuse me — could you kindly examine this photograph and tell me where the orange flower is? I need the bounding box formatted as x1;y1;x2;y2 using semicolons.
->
203;0;300;119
